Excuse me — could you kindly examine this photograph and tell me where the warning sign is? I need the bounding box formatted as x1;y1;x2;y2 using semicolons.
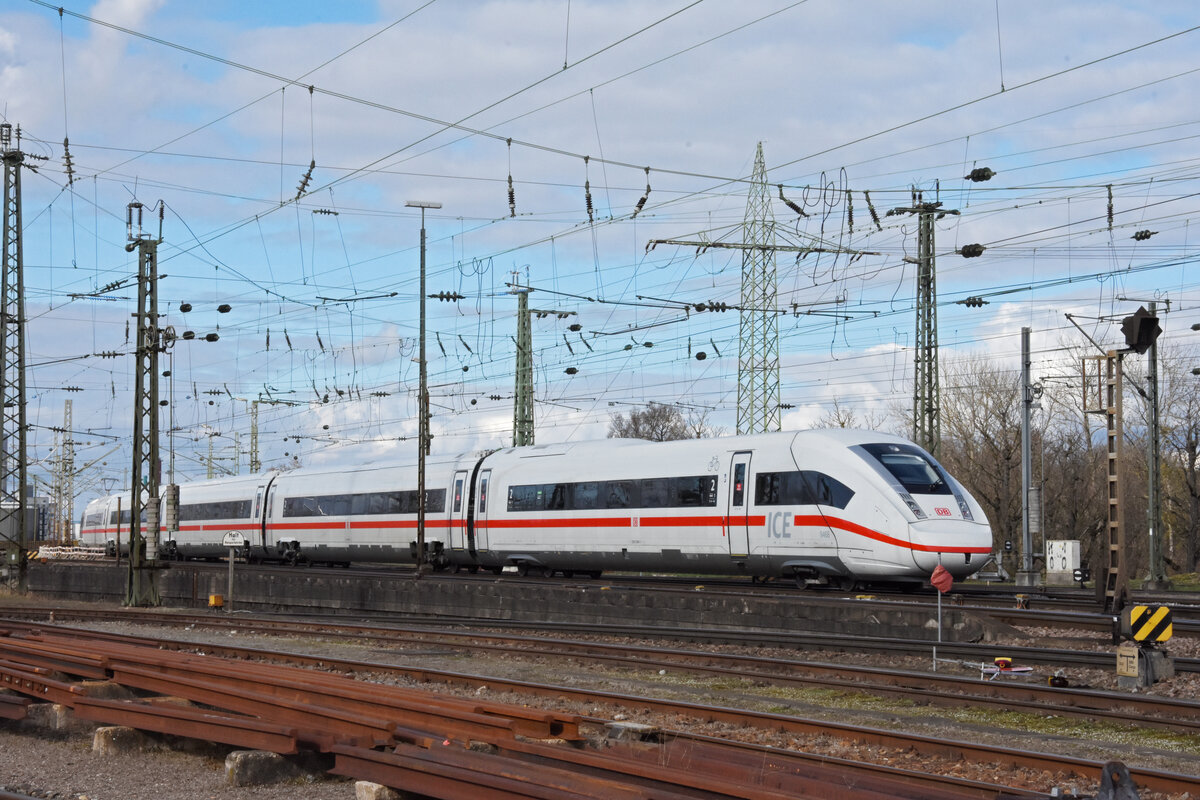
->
1124;605;1173;643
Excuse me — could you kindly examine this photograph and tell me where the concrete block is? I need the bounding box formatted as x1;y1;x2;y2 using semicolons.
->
226;750;303;786
93;725;153;755
224;749;333;787
355;781;404;800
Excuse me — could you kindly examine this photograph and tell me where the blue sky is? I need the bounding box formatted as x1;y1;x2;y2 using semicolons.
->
1;0;1199;511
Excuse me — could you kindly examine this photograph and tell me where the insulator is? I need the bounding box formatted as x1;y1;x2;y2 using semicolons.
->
1131;229;1156;241
217;304;231;313
182;331;195;340
585;179;593;222
864;190;882;231
179;302;192;313
1107;184;1114;231
960;243;986;258
316;331;324;351
695;351;706;361
204;333;219;342
564;367;578;375
632;167;651;218
777;184;808;218
568;322;582;332
507;174;516;217
964;167;996;182
489;394;502;401
846;191;854;233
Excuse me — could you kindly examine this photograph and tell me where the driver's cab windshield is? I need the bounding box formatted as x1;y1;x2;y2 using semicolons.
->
861;443;951;495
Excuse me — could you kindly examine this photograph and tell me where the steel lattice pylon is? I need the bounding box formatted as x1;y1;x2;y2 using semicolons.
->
736;143;780;435
57;399;74;541
127;219;162;607
0;123;27;588
892;191;957;458
512;284;534;446
913;205;940;456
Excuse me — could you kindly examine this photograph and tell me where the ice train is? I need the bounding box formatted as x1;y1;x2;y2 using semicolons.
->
79;429;993;587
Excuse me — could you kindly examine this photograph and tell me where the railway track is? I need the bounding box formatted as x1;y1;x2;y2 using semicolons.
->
2;617;1196;798
6;606;1200;735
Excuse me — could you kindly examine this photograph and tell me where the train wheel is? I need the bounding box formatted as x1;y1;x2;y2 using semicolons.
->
561;570;575;578
793;574;809;590
490;566;503;576
587;570;603;579
467;565;479;574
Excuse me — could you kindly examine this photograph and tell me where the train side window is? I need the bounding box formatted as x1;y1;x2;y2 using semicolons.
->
605;481;633;508
807;472;855;509
754;473;779;505
479;477;488;512
453;479;464;513
546;483;568;511
508;484;542;512
573;482;599;509
425;489;446;513
641;478;668;508
733;464;746;506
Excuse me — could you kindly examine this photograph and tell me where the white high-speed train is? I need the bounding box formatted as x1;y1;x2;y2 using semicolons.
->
79;429;993;587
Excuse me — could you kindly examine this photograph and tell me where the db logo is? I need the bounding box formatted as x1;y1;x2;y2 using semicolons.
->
935;507;952;517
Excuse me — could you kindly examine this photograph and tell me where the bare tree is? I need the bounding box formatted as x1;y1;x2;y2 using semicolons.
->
1152;344;1200;573
937;356;1022;562
817;397;890;431
608;403;691;441
684;407;726;439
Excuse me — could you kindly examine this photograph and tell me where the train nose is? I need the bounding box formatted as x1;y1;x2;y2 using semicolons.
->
908;520;992;579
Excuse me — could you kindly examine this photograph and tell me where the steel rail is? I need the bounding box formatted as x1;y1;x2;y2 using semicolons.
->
0;625;1050;800
5;610;1200;736
6;606;1198;674
4;619;1196;797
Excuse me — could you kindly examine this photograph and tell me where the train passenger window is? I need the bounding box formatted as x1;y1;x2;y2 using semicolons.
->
507;484;542;512
640;478;668;508
673;475;717;507
546;484;568;510
573;482;599;509
425;489;447;513
808;472;855;509
479;477;488;512
605;482;632;508
754;473;780;505
453;479;464;513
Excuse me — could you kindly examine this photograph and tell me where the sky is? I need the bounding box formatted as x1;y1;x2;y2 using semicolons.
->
1;0;1199;515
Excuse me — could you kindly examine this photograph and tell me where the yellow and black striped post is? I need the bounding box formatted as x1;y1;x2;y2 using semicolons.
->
1121;605;1173;643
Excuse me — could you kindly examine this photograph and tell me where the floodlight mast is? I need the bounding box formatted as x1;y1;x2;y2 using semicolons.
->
405;200;441;575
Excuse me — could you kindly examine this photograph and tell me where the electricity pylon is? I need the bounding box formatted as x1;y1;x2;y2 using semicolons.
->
648;143;880;434
890;190;958;458
0;123;28;589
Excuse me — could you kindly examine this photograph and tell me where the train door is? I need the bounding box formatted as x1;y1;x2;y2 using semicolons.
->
251;475;274;550
450;470;469;550
726;452;752;556
262;480;279;555
474;469;491;551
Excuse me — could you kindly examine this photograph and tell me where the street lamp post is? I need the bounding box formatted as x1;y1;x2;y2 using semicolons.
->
405;200;440;574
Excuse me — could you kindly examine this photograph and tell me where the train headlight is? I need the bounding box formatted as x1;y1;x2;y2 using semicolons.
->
899;492;926;519
955;495;974;521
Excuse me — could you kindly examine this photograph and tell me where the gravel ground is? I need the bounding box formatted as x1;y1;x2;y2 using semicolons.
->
2;599;1199;799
